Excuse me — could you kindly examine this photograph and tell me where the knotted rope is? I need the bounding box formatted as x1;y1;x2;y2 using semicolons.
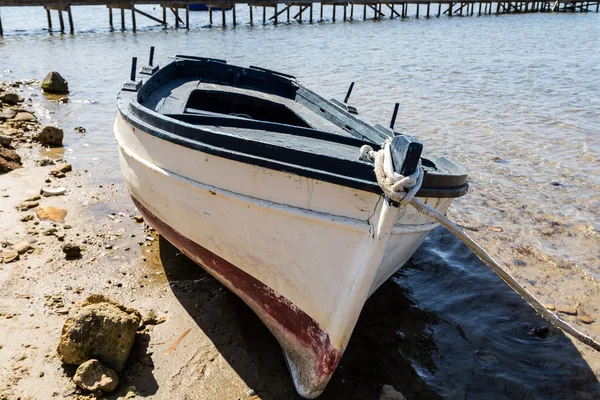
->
361;140;600;352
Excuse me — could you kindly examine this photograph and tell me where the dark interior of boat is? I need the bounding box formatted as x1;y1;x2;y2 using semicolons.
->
118;55;469;198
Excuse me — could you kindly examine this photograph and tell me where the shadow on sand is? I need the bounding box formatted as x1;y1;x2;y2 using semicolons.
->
157;228;599;400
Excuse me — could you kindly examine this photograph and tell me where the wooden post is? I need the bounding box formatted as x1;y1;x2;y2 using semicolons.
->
132;8;137;31
310;4;313;22
162;6;166;24
46;9;53;31
274;4;278;24
471;0;475;14
437;2;442;15
0;10;3;36
344;4;347;20
121;8;125;29
416;3;420;16
391;3;394;18
333;4;336;20
427;2;431;16
496;1;501;12
222;7;226;26
479;1;482;13
287;5;290;21
59;10;65;32
449;2;453;15
596;1;599;11
263;6;266;23
186;5;190;28
175;7;179;28
351;3;354;18
364;3;367;19
249;5;253;24
209;7;213;25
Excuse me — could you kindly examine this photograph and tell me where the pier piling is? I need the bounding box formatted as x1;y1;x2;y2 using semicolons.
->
0;0;597;34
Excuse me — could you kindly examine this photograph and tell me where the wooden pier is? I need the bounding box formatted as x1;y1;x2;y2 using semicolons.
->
0;0;598;35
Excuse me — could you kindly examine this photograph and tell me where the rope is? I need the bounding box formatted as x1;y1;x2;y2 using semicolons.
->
364;140;600;352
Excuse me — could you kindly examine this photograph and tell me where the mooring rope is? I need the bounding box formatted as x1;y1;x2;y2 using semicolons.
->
362;140;600;352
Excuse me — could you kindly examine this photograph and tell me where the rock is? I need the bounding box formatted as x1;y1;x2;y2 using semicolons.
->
1;249;19;263
62;243;81;259
132;215;144;223
0;92;20;106
557;304;578;316
0;135;12;147
57;97;70;104
26;194;41;201
56;295;142;372
17;201;39;211
12;112;36;122
0;108;17;120
119;386;137;399
36;206;68;222
0;147;22;173
41;187;66;197
41;71;69;94
73;359;119;392
20;214;34;222
14;241;31;255
51;163;72;174
37;158;55;167
578;314;595;324
74;126;86;133
380;385;406;400
36;126;63;146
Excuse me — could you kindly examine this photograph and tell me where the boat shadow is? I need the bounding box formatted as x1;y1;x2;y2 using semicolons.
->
158;229;600;399
158;235;442;400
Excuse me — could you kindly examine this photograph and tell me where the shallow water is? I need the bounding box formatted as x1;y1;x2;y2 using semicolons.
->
1;6;599;398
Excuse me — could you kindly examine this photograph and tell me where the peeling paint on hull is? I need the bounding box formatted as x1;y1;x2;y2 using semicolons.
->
132;197;343;397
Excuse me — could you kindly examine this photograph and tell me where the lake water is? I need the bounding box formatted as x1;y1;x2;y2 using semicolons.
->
1;6;599;399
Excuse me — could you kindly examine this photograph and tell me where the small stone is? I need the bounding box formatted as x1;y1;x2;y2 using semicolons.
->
578;314;595;324
1;249;19;263
73;359;119;392
20;215;34;222
0;92;20;106
37;158;55;167
36;206;68;222
557;305;578;316
12;112;36;122
74;126;86;133
0;108;18;120
133;215;144;223
0;147;22;173
41;71;69;94
51;163;72;175
380;384;406;400
62;244;81;259
41;187;66;197
36;126;63;146
0;135;12;147
14;241;31;255
57;97;70;104
26;194;41;202
17;201;39;211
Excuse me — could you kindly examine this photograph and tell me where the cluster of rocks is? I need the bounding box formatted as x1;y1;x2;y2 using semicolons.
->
1;71;70;174
57;295;141;395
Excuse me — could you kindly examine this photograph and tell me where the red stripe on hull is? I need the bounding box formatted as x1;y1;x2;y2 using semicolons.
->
132;196;343;397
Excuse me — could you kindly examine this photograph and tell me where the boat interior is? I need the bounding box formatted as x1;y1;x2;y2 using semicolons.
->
120;55;468;197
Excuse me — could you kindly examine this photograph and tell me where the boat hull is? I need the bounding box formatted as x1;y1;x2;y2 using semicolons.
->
115;114;453;397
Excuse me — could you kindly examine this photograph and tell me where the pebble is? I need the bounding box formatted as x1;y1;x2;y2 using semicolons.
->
20;215;34;222
577;314;595;324
41;187;66;197
14;241;31;255
1;249;19;263
26;194;41;202
380;384;405;400
557;304;578;316
17;201;39;211
62;243;81;259
36;206;68;223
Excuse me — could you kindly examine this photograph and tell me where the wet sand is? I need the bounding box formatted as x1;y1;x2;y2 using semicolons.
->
1;78;600;400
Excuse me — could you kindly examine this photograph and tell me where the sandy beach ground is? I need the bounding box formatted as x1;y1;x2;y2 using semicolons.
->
1;76;599;400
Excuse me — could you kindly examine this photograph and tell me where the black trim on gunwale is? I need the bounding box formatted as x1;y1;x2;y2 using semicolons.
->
119;57;469;198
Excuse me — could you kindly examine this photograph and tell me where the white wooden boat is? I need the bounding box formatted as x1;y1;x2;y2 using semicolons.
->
114;54;468;398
